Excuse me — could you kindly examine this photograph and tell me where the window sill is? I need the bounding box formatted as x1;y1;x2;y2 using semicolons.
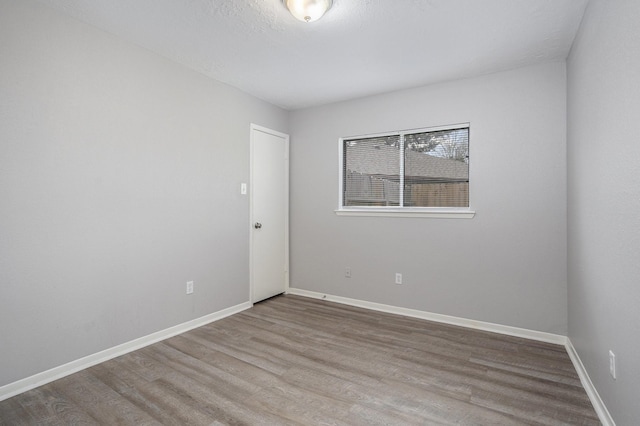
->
334;208;475;219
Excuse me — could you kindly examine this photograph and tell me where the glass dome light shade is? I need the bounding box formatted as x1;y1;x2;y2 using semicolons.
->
284;0;333;23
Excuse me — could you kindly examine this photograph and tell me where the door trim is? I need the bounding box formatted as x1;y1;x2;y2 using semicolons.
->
249;123;289;303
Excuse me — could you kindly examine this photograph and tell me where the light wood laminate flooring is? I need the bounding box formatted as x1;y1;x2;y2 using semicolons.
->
0;295;599;425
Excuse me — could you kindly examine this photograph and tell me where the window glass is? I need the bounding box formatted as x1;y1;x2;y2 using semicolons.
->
343;135;400;207
404;128;469;207
341;125;469;209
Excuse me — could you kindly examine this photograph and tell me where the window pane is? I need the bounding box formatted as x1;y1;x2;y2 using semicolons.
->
404;128;469;207
343;135;401;206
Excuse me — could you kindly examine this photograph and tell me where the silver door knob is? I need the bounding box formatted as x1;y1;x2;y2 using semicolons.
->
254;222;262;229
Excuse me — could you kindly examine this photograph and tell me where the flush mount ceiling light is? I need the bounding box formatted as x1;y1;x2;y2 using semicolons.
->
284;0;333;23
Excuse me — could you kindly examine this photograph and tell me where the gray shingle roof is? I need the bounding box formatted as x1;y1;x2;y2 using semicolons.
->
345;143;468;181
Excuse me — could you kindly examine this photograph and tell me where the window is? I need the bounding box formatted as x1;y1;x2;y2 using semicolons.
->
338;124;472;217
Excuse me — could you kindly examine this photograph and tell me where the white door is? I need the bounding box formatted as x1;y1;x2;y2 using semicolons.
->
250;124;289;303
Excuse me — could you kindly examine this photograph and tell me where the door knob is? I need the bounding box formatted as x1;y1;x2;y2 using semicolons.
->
254;222;262;229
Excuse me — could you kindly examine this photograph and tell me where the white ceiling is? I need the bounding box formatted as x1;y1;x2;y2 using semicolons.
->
37;0;589;110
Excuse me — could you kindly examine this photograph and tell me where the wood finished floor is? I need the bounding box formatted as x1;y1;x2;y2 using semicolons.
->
0;295;599;425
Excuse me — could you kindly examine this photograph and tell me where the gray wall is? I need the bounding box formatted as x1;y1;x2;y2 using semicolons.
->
289;62;568;335
0;0;287;387
567;0;640;424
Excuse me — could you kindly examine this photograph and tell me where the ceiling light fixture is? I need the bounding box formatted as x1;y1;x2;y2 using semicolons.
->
284;0;333;23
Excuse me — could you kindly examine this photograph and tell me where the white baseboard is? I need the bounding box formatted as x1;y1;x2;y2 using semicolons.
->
287;288;566;345
0;301;252;402
565;338;616;426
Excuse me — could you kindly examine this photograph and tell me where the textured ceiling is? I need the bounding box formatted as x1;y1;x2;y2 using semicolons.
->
36;0;589;110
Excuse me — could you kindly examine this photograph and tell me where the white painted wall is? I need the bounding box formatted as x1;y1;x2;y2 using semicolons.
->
0;0;287;387
567;0;640;424
290;62;568;334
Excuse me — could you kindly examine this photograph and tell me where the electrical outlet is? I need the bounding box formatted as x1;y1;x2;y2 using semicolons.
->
186;281;194;295
609;350;616;379
240;183;247;195
345;267;351;278
395;273;402;285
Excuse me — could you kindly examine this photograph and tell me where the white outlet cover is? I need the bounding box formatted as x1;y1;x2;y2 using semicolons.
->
241;183;247;195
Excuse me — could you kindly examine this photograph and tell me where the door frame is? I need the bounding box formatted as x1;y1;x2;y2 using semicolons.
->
249;123;290;303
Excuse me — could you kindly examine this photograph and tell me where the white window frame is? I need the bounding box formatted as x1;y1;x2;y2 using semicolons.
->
336;123;475;218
